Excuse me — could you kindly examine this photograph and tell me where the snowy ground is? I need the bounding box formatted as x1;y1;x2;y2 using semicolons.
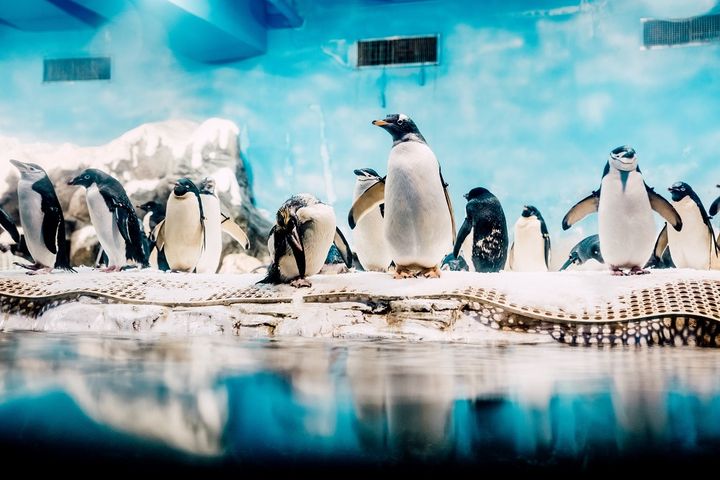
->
1;268;718;341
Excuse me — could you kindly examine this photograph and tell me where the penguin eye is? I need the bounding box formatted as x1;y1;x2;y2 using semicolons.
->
397;119;405;126
84;175;90;180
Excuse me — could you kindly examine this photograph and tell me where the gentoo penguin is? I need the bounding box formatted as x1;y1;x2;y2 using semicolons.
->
195;177;250;274
508;205;550;272
154;178;205;272
348;114;455;278
559;234;603;271
68;168;148;271
562;146;682;275
351;168;391;272
451;187;508;272
10;159;73;273
260;193;352;287
660;182;719;269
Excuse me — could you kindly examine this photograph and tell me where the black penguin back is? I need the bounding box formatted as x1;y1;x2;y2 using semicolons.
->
466;189;509;272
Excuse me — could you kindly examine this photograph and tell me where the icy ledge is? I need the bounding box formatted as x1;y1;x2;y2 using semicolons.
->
0;269;719;344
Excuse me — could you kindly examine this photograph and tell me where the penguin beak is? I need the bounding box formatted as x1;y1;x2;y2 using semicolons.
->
67;176;80;186
372;120;389;127
9;159;28;172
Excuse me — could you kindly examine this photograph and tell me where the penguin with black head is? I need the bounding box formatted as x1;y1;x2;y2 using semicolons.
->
508;205;550;272
560;234;603;271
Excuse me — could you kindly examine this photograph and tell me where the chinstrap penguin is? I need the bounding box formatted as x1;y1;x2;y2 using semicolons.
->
559;234;604;271
68;168;148;271
452;187;507;273
348;114;455;279
508;205;549;272
261;193;351;287
10;159;73;273
351;168;391;272
660;181;718;270
562;146;682;275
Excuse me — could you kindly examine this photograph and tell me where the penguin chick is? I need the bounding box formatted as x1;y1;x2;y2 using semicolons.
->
560;234;603;271
260;194;352;287
10;159;73;273
562;146;682;276
68;168;148;272
508;205;550;272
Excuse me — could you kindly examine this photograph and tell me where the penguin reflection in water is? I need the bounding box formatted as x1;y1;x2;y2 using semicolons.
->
10;159;73;273
261;194;352;287
562;146;682;275
349;114;456;278
68;168;148;271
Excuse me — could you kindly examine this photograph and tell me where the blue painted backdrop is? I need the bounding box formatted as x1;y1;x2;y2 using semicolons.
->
1;0;719;247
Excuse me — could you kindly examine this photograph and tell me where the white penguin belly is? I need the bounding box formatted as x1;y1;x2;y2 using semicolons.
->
384;142;452;268
86;185;127;267
195;195;222;274
17;180;56;267
668;197;711;269
354;207;391;271
598;171;656;268
164;196;203;272
510;218;547;272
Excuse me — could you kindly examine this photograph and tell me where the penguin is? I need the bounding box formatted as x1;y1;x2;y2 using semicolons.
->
508;205;550;272
68;168;148;271
559;234;604;271
154;178;206;272
348;114;455;279
0;207;32;262
659;181;719;269
451;187;508;273
260;193;352;287
194;177;250;274
351;168;391;272
137;200;169;271
10;159;73;273
562;146;682;275
646;227;676;269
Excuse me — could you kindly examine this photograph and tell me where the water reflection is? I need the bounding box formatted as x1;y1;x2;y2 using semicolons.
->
0;333;719;470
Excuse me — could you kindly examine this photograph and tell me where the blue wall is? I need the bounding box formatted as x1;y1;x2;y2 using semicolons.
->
1;0;719;244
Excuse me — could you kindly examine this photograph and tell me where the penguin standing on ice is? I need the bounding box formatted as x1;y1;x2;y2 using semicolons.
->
194;177;250;274
451;187;507;272
348;114;455;278
68;168;147;271
351;168;391;272
138;201;165;237
10;159;73;273
559;234;604;271
651;182;719;270
508;205;550;272
562;146;682;275
261;193;352;287
154;178;205;272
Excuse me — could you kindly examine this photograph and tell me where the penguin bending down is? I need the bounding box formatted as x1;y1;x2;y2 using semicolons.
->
562;146;682;275
507;205;549;272
451;187;508;272
348;114;456;279
351;168;391;272
154;178;206;272
195;177;250;274
260;193;352;287
560;234;604;271
655;182;718;270
68;168;148;271
10;159;73;273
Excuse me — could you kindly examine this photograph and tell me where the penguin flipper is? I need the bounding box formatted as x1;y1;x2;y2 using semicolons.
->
221;214;250;250
153;220;166;251
646;224;669;268
348;180;384;229
561;191;599;230
288;226;306;278
507;243;514;271
646;185;682;231
559;253;577;271
0;208;20;244
332;227;353;268
452;217;472;258
439;169;457;244
710;196;720;218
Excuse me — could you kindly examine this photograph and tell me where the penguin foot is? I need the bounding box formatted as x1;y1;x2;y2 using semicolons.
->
26;267;53;275
290;278;312;288
610;266;626;276
629;266;650;275
15;261;44;271
101;266;121;273
393;266;416;279
420;266;441;279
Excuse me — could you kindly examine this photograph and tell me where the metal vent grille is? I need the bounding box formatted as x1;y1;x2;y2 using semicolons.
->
643;14;720;48
357;35;438;67
43;57;111;82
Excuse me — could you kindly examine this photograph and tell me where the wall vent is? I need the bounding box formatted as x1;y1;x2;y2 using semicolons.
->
43;57;111;82
642;14;720;48
357;35;438;67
